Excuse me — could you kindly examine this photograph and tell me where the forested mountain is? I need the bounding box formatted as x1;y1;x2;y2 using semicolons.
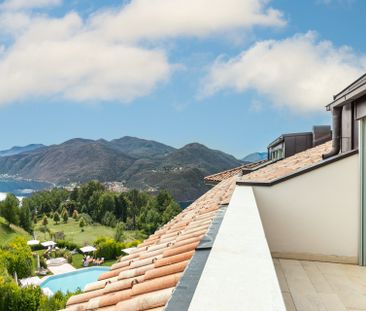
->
0;137;242;201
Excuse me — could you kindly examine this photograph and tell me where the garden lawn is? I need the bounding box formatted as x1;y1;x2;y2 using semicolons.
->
0;217;31;246
34;218;145;246
71;253;115;269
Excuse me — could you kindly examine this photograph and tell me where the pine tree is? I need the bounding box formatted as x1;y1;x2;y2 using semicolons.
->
72;209;79;220
53;212;60;225
62;209;68;223
42;215;48;226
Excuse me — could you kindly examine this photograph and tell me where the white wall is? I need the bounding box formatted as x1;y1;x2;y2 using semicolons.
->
253;154;359;263
188;186;286;311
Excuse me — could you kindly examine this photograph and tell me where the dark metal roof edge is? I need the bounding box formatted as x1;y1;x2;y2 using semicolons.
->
164;205;228;311
333;73;366;101
327;79;366;109
267;132;313;149
236;149;358;187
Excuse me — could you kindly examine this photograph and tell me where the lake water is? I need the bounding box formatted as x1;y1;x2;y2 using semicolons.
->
0;177;52;201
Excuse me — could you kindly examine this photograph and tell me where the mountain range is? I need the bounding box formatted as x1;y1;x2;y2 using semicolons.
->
0;144;45;157
0;137;243;201
242;152;267;162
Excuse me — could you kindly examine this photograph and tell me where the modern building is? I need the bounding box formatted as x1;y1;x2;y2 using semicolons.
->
267;126;331;161
63;74;366;311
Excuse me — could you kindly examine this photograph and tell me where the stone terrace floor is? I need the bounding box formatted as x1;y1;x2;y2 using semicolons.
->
274;258;366;311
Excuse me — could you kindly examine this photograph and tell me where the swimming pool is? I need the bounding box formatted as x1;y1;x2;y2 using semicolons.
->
40;266;109;294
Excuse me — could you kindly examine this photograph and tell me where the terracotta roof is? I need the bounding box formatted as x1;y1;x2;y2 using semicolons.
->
239;141;332;183
63;177;236;311
204;160;267;184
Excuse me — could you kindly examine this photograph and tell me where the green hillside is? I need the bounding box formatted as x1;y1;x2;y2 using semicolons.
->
0;217;31;245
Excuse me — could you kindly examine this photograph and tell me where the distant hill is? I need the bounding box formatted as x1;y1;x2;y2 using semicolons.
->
0;137;242;201
0;144;45;157
242;152;267;162
110;136;175;159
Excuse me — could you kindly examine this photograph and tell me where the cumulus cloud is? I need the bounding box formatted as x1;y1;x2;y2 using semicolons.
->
0;13;171;104
0;0;285;105
89;0;285;42
0;0;62;11
203;32;366;111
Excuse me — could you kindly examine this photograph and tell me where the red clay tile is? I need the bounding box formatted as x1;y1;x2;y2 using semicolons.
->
162;241;200;258
131;273;182;296
67;289;104;306
86;288;131;309
65;177;237;311
115;287;174;311
154;251;194;268
103;275;144;294
118;264;155;280
146;260;189;280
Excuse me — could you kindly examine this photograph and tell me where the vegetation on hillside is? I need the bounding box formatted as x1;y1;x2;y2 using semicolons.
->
0;136;242;201
22;180;181;235
0;237;80;311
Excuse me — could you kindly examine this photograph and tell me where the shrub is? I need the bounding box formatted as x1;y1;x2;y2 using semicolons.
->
79;213;93;225
94;238;124;260
126;240;141;248
0;280;42;311
0;237;34;279
39;289;82;311
56;240;79;250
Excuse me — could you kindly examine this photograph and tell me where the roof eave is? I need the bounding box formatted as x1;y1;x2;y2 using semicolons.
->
326;81;366;110
237;148;358;187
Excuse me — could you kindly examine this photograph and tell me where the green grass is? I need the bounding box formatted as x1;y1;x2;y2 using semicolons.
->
33;218;145;246
0;217;31;246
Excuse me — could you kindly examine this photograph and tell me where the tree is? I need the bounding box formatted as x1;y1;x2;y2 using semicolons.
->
72;210;79;220
61;209;68;223
42;215;48;226
79;217;85;229
114;222;125;242
115;194;129;222
53;212;60;225
127;190;148;230
94;192;115;221
162;202;181;224
0;194;19;226
101;211;117;227
19;204;33;233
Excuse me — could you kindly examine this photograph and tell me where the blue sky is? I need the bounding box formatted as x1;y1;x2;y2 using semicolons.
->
0;0;365;158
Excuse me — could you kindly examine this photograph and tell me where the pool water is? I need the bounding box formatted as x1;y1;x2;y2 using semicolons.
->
40;267;109;294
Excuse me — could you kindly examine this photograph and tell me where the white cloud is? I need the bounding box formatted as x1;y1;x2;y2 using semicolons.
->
0;0;62;11
0;0;285;105
203;32;366;111
0;13;171;104
89;0;285;42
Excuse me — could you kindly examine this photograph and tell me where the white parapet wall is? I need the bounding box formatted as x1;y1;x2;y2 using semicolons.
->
253;154;359;263
188;186;286;311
